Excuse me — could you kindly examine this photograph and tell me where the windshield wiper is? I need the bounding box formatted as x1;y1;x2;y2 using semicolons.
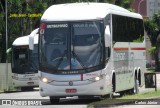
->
72;37;88;72
55;50;68;69
72;51;87;70
30;61;38;72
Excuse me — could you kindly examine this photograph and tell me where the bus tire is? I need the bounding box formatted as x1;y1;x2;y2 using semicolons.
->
50;97;59;104
103;92;113;99
138;71;141;86
131;76;139;94
109;73;115;99
119;91;125;97
109;92;113;99
21;87;33;91
102;83;113;99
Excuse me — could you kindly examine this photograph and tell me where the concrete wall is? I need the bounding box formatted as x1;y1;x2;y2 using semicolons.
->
0;63;14;92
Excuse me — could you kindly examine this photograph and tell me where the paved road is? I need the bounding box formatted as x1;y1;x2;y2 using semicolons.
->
115;105;160;108
0;90;90;108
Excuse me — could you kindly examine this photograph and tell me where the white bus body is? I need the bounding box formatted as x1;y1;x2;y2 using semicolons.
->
29;3;146;102
12;29;39;90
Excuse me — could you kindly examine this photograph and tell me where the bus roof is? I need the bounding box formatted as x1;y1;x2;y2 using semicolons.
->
41;3;142;21
13;34;38;46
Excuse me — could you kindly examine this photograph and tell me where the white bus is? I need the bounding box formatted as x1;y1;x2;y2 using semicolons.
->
11;29;39;91
29;3;146;103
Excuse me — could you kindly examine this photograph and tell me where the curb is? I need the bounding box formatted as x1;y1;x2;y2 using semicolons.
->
92;97;160;108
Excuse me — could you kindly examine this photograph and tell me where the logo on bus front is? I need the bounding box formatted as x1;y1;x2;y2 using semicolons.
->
69;81;73;86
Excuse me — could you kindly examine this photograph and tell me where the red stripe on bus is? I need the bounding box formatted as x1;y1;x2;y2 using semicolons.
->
131;48;146;50
113;48;128;50
81;74;83;81
113;48;146;51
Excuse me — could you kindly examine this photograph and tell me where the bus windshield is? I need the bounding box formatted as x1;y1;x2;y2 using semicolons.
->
12;46;31;74
39;21;104;74
29;44;39;72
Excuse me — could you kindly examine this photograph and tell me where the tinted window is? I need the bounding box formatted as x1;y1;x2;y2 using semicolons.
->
112;15;144;43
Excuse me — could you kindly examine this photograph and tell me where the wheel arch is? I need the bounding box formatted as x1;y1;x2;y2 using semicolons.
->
137;67;142;86
134;67;138;79
111;70;116;92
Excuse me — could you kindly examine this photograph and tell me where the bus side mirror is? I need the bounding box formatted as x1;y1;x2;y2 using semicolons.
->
29;28;39;50
105;25;111;47
29;36;34;50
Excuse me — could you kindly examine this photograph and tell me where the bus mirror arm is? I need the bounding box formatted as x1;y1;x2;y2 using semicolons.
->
29;28;38;50
29;28;39;50
105;25;111;47
29;35;34;50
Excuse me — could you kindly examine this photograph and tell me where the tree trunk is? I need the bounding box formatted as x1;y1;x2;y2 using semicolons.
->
155;34;160;72
0;34;6;63
154;48;160;71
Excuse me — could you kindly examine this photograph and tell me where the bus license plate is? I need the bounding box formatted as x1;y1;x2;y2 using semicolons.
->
27;82;34;85
65;89;77;93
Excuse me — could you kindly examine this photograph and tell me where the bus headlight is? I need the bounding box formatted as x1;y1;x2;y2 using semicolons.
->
89;75;104;82
12;76;18;80
95;76;100;81
42;77;48;83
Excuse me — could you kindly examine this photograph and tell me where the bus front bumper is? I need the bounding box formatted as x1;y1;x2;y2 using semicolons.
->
39;78;112;97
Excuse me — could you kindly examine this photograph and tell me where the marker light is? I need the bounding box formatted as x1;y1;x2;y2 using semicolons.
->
40;23;46;30
40;23;46;35
42;77;48;83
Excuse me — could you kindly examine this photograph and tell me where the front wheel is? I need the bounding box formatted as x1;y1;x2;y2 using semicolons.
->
105;83;114;99
21;87;33;91
49;97;59;104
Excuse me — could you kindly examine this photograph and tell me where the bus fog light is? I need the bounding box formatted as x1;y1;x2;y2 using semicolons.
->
42;77;48;83
40;88;43;92
100;86;104;90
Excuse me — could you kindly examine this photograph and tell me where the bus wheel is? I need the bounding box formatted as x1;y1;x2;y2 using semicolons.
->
103;84;113;99
109;74;115;99
119;91;125;97
16;87;21;91
49;97;59;104
108;82;114;99
103;92;113;99
109;92;113;99
131;76;139;94
21;87;33;91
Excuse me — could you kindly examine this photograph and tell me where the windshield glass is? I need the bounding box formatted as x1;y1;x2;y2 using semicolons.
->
39;21;104;73
12;46;31;74
71;22;102;70
40;23;69;70
30;44;39;72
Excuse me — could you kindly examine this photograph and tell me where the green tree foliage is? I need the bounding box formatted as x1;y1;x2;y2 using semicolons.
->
148;47;156;55
0;0;6;62
144;13;160;71
0;0;47;62
115;0;132;10
133;36;144;42
0;0;131;62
